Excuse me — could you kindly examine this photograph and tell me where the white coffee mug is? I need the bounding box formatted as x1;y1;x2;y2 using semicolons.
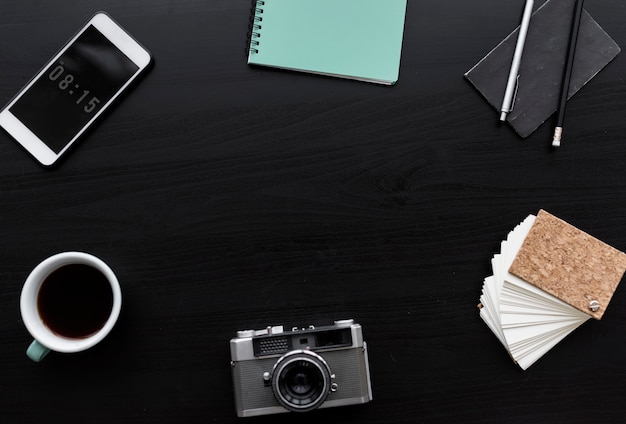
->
20;251;122;362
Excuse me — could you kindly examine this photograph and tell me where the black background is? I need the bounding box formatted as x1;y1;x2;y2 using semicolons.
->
1;1;626;423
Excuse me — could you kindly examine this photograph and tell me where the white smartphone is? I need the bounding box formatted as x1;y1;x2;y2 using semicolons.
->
0;12;152;166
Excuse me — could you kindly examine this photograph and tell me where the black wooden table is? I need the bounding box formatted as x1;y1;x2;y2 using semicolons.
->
2;1;626;423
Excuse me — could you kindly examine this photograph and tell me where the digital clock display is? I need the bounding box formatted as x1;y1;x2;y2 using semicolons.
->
9;25;139;153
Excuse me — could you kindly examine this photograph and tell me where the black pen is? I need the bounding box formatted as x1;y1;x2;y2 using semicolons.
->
552;0;585;147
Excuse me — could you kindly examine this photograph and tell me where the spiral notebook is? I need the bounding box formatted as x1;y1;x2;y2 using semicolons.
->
478;210;626;369
247;0;407;85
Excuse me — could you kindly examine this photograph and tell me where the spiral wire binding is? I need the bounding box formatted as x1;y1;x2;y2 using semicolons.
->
245;0;265;55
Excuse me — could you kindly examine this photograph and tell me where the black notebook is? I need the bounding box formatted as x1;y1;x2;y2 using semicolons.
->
465;0;620;138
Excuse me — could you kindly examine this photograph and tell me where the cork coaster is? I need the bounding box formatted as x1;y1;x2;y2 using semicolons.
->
509;210;626;320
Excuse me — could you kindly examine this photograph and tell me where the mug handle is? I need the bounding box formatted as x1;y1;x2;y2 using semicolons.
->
27;340;50;362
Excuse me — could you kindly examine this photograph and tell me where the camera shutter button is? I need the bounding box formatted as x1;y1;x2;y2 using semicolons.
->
237;330;255;338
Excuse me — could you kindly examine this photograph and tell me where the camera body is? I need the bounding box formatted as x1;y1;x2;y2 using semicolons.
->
230;319;372;417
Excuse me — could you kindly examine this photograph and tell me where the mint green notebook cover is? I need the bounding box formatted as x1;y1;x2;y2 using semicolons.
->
247;0;407;85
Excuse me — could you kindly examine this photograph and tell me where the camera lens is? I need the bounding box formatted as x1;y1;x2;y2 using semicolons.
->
271;350;332;412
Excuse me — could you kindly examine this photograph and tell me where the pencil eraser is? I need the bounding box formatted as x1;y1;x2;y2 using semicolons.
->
552;127;562;147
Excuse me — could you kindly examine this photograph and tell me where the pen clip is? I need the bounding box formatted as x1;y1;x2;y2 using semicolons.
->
510;75;520;112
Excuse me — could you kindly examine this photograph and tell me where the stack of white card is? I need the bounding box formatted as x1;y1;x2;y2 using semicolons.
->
479;214;590;370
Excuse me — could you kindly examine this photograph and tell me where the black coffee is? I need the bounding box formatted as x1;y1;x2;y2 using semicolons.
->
37;264;114;339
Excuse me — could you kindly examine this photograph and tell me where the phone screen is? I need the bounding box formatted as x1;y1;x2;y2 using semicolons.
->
9;25;139;154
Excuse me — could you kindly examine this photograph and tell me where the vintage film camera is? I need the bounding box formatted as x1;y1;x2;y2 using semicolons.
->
230;319;372;417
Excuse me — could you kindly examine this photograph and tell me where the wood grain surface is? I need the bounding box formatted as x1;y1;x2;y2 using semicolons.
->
1;1;626;423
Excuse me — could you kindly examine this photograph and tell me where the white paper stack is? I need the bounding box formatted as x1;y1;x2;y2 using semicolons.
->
479;214;590;370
